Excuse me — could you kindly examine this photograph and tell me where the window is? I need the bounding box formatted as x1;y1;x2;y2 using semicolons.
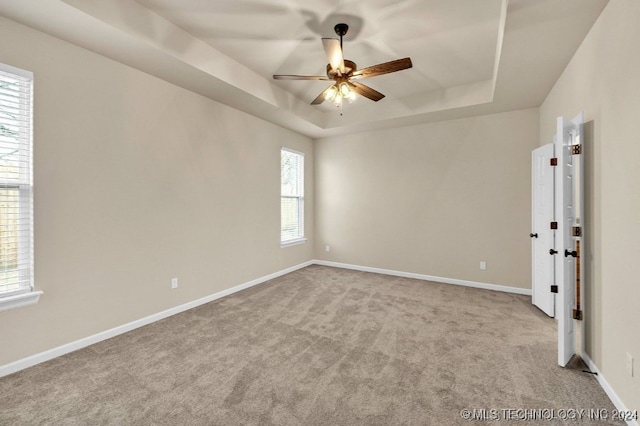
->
281;148;305;246
0;63;39;312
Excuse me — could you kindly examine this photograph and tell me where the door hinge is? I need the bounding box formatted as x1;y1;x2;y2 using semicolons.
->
572;309;583;320
551;285;558;294
571;144;582;155
550;221;558;230
550;157;558;166
572;226;582;237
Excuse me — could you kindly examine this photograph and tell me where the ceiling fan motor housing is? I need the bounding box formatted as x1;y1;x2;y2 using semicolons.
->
327;59;357;79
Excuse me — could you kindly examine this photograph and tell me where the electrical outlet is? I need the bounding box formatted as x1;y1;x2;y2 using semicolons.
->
171;277;178;289
325;245;331;252
480;261;487;270
626;353;634;377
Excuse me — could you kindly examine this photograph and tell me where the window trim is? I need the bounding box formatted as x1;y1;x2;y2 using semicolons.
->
0;290;42;313
280;237;308;248
0;62;40;312
280;147;305;246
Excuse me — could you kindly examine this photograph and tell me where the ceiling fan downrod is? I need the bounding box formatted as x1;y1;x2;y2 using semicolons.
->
334;23;349;50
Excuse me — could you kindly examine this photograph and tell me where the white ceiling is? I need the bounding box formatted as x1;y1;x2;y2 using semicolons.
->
0;0;608;138
136;0;502;106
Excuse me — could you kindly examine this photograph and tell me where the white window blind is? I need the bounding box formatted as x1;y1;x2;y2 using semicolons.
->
0;64;34;298
281;148;304;244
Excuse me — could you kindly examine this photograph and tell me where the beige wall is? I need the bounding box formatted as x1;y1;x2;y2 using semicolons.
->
0;17;314;366
315;109;539;289
3;3;638;413
540;0;640;411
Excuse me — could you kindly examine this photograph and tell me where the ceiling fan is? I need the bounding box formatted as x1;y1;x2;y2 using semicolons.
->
273;23;413;106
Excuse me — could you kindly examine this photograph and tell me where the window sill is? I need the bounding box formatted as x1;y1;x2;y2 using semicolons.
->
281;237;308;248
0;290;43;313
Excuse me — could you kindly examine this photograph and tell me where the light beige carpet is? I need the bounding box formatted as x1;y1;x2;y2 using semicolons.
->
0;265;617;425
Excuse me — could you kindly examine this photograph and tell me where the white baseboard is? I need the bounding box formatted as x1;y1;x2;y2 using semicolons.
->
0;260;313;378
582;353;639;426
313;259;532;296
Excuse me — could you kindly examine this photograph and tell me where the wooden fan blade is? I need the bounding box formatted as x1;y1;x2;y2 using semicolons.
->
273;75;332;80
321;38;345;74
311;85;335;105
351;57;413;79
349;81;385;102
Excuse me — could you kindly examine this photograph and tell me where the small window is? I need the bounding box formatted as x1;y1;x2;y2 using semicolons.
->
0;63;39;312
281;148;305;246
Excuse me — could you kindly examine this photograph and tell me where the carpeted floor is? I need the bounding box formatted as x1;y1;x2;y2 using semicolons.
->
0;265;618;425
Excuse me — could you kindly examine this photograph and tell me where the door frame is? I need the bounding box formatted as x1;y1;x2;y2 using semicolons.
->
555;112;584;367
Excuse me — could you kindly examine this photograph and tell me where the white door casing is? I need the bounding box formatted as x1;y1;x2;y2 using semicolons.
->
531;144;555;317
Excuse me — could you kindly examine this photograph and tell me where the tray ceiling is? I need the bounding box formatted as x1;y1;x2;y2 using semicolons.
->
0;0;608;137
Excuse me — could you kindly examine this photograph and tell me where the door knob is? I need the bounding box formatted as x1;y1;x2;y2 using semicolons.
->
565;249;578;258
549;249;558;255
530;233;538;238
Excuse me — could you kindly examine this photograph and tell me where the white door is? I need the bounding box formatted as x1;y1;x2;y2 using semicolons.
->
531;144;555;317
555;113;584;367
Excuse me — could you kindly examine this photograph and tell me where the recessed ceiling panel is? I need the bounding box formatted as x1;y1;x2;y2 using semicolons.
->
137;0;503;109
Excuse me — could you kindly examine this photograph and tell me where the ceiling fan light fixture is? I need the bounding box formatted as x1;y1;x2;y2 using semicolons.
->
324;83;354;107
340;82;350;96
324;86;338;101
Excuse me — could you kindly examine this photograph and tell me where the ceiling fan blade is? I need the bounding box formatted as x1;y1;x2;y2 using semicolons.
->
351;57;413;79
321;38;345;74
311;85;335;105
348;82;385;102
273;75;332;80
